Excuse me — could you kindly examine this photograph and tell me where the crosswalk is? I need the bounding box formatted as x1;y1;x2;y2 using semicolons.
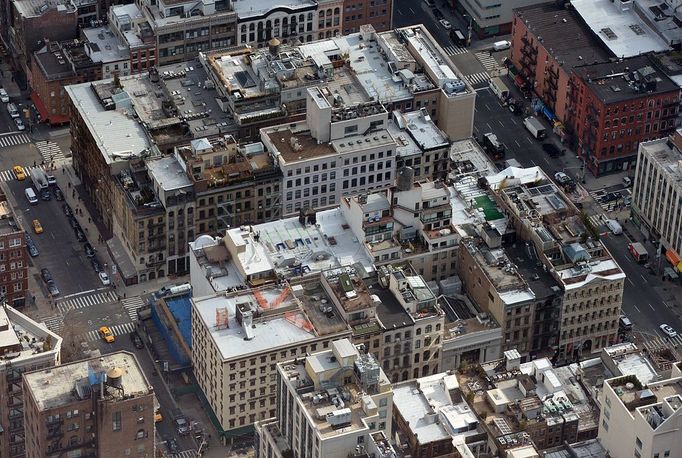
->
643;335;682;353
42;314;64;335
122;295;146;321
588;190;621;212
463;71;491;87
0;132;31;148
0;163;50;182
443;45;468;56
587;213;606;230
475;51;500;72
36;140;66;164
56;290;118;313
84;321;137;342
172;451;198;458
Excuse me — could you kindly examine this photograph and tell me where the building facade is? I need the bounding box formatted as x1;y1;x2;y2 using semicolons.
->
342;0;392;35
456;0;550;38
0;193;29;308
23;352;154;458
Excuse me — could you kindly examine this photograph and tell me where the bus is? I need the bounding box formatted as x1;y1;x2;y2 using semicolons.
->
489;77;509;101
450;29;466;47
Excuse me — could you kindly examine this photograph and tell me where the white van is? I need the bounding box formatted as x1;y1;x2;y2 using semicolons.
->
606;219;623;235
623;176;632;187
493;40;511;51
25;188;38;204
7;103;19;119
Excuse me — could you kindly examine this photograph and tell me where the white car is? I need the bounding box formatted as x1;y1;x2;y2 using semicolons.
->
660;324;677;338
0;88;8;103
14;118;25;131
439;19;452;30
99;271;111;286
554;172;570;184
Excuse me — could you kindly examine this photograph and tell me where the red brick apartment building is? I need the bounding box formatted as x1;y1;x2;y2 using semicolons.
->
343;0;392;34
0;193;28;307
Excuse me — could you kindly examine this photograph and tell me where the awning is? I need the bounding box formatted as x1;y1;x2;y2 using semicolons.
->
31;91;69;125
665;249;681;266
677;261;682;272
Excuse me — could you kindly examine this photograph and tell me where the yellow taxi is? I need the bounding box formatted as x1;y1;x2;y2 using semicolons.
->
32;219;43;234
13;166;26;181
98;326;115;343
154;409;163;423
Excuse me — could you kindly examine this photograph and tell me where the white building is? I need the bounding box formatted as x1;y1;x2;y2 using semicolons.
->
632;132;682;266
233;0;320;48
82;26;131;79
457;0;551;38
255;338;394;458
598;363;682;458
191;285;351;435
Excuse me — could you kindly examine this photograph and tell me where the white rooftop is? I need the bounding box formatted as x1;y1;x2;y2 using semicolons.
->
111;4;145;47
571;0;670;57
146;156;192;191
397;110;449;151
499;289;536;305
231;0;316;19
486;166;546;191
83;26;130;64
192;288;317;360
65;81;150;164
557;258;626;290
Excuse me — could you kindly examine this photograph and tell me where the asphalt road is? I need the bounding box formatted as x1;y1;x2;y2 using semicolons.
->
5;178;101;296
393;0;466;47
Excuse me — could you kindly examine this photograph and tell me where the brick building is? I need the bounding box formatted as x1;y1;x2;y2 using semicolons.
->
0;191;29;307
342;0;392;34
23;352;155;458
572;56;680;176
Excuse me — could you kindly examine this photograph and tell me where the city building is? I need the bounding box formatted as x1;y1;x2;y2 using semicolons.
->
392;371;489;457
255;338;394;458
510;3;610;130
484;166;625;361
0;305;62;458
81;26;131;79
455;0;551;38
598;363;682;458
571;55;679;176
460;351;600;454
234;0;319;48
191;284;351;437
136;0;237;65
392;109;450;181
108;3;157;74
632;131;682;267
23;352;155;458
0;191;29;307
342;0;391;35
30;39;101;125
570;0;671;58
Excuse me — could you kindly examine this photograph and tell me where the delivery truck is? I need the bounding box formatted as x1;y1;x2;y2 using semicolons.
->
523;116;546;139
628;242;648;263
31;167;49;191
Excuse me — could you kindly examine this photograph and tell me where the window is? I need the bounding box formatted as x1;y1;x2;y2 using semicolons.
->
636;438;642;449
113;411;121;431
136;429;145;439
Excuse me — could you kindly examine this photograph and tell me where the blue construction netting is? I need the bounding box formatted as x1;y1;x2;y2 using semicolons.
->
151;293;192;368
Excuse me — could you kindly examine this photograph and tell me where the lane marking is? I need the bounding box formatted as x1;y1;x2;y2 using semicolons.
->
648;303;655;311
633;304;641;313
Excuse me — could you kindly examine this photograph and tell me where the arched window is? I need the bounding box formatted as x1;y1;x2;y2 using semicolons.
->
241;24;246;33
319;10;324;17
249;23;255;31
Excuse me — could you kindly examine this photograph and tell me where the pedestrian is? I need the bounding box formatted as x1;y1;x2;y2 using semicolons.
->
88;217;91;223
33;160;36;167
68;182;71;189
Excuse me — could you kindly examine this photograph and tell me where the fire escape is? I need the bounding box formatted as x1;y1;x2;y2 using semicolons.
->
582;103;600;174
217;169;282;230
564;77;580;147
520;34;538;92
7;364;25;458
542;63;559;114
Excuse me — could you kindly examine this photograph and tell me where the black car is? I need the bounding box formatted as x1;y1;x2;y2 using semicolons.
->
62;204;73;217
542;143;563;158
130;331;144;349
40;268;52;283
26;242;39;257
433;8;443;19
40;189;51;201
74;228;86;242
68;217;79;229
90;257;102;272
84;242;96;258
602;192;621;203
47;280;60;297
54;187;64;201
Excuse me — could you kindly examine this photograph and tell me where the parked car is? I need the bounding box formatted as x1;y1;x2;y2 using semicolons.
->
542;143;563;157
54;187;64;201
0;88;9;103
84;242;96;258
660;324;677;338
91;257;102;272
14;118;25;131
40;188;51;201
173;411;190;436
40;268;52;283
433;8;443;19
99;326;115;343
130;331;144;349
47;174;56;185
98;271;111;286
47;280;60;297
62;203;73;217
439;19;452;30
74;227;86;242
26;240;39;257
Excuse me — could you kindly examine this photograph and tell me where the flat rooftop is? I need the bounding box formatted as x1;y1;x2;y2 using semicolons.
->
506;242;559;299
439;295;500;339
193;286;321;360
571;0;670;58
24;352;150;411
609;374;682;413
83;26;129;64
0;306;61;367
232;0;316;19
640;137;682;185
574;55;679;104
147;156;192;191
110;3;146;47
515;2;610;70
66;81;151;164
0;201;21;235
324;267;377;314
398;110;449;151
